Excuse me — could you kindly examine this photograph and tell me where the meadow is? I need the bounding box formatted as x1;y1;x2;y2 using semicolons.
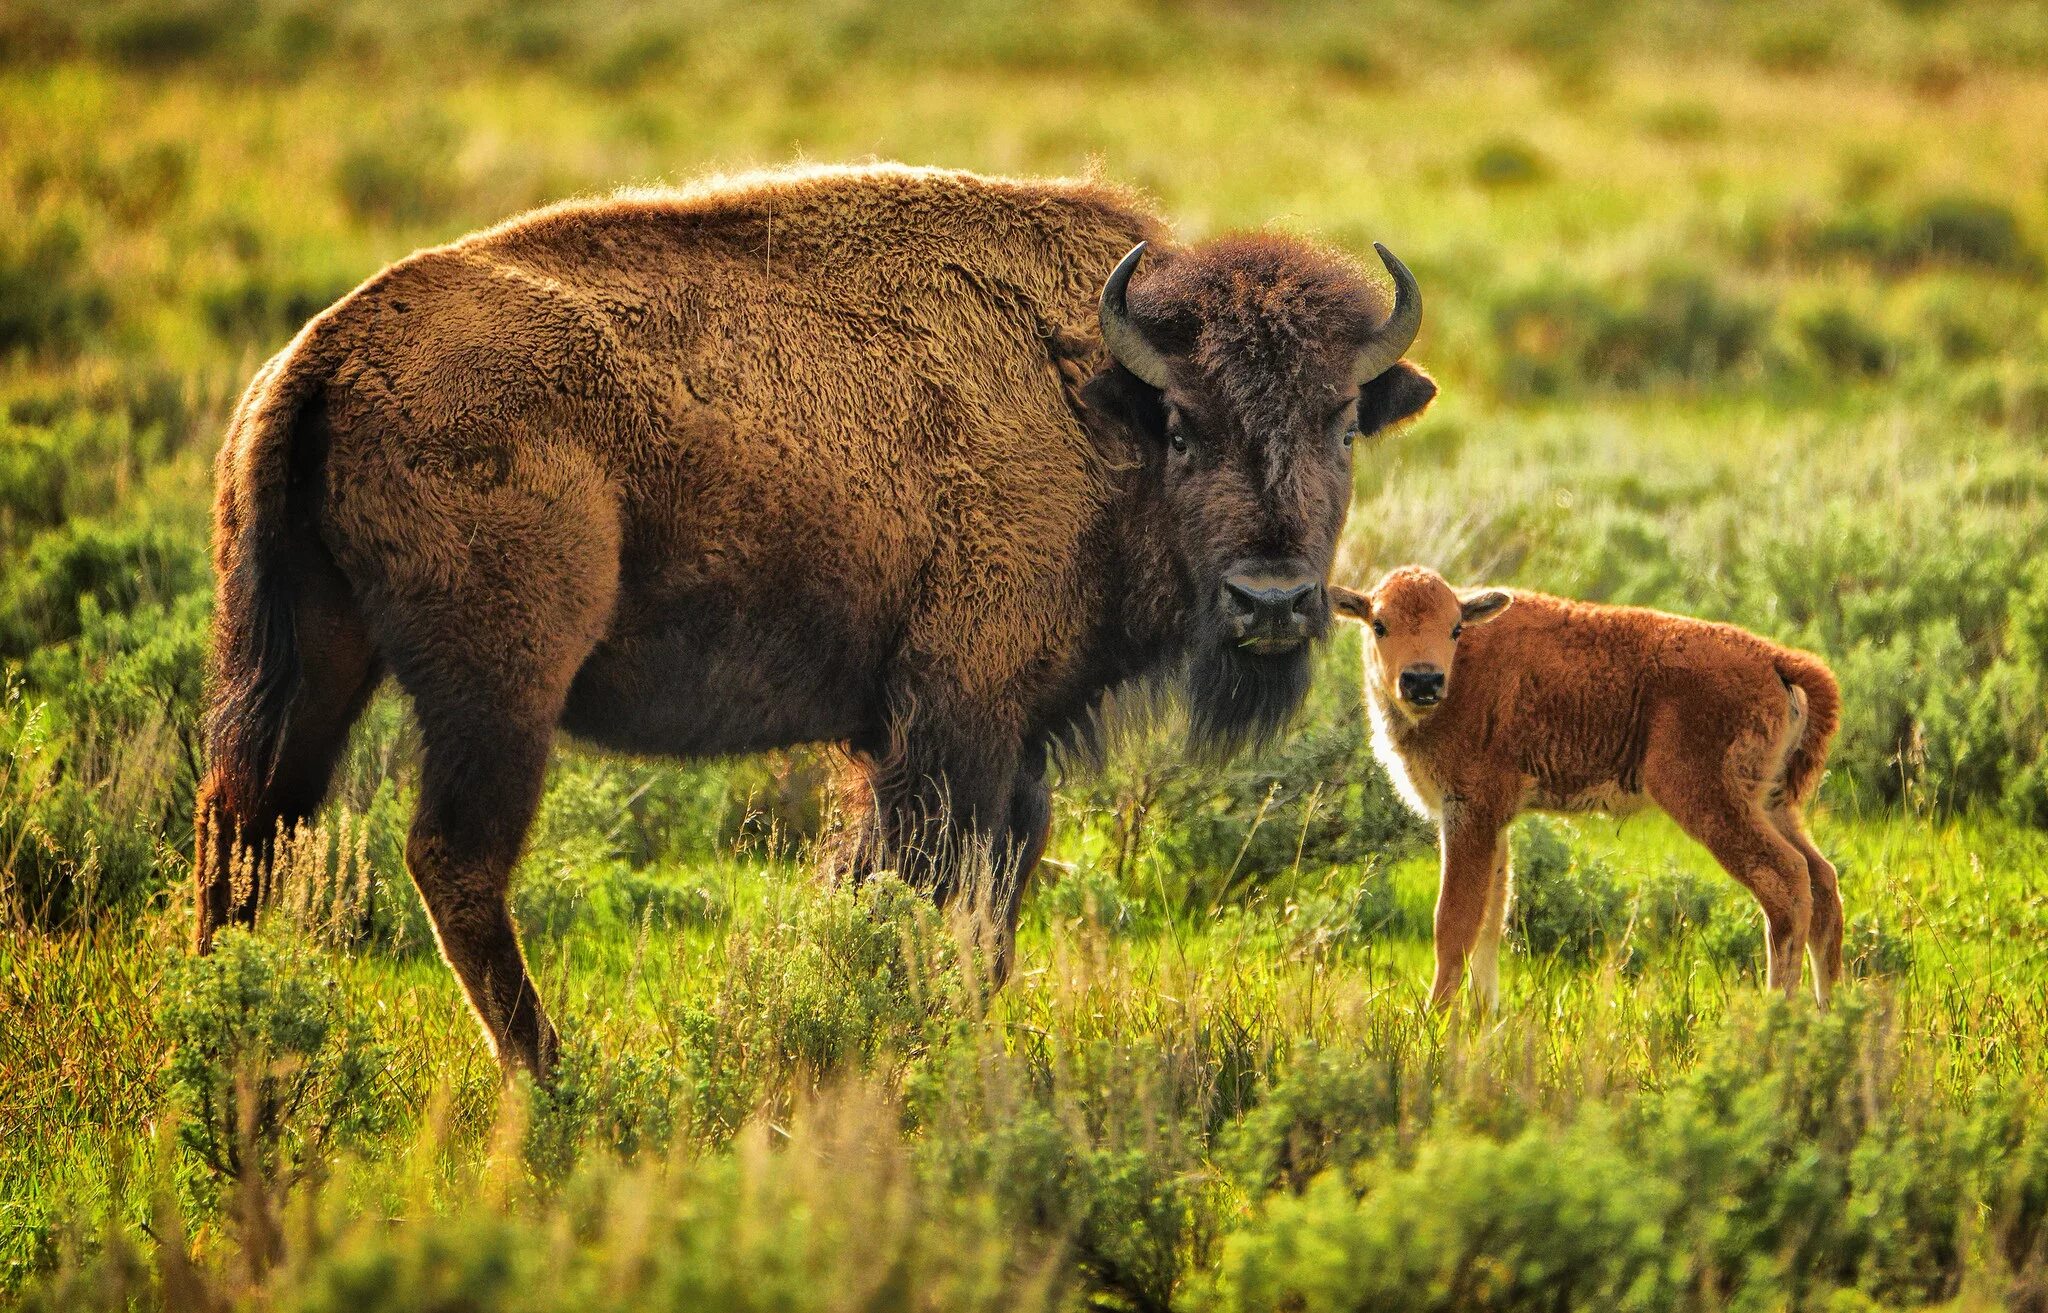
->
4;1;2048;1307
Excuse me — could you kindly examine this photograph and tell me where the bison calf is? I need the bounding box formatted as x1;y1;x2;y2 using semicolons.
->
1331;566;1842;1009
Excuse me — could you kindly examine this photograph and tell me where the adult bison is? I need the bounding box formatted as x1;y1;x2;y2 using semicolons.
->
195;164;1435;1078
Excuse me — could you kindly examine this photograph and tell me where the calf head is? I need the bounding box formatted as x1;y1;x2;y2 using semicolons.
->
1330;566;1511;721
1085;235;1438;753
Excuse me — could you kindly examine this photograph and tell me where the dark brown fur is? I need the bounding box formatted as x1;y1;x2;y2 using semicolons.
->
1332;566;1842;1009
195;164;1436;1077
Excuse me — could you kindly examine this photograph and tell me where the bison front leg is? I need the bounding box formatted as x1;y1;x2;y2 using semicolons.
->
1431;801;1510;1012
990;764;1053;980
840;727;1018;894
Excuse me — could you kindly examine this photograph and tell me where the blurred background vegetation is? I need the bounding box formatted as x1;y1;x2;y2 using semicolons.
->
4;2;2048;1308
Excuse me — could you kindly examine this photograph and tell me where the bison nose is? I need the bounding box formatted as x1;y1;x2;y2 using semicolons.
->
1399;668;1446;707
1222;575;1319;629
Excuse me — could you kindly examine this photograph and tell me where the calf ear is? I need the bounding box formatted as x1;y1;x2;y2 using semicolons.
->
1459;590;1512;625
1358;361;1437;436
1328;585;1372;621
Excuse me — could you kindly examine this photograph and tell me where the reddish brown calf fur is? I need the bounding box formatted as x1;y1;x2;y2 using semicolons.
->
1331;566;1842;1009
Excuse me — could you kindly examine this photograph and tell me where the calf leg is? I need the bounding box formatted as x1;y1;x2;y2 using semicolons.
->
1466;837;1513;1012
1657;783;1813;996
1432;803;1510;1010
1772;805;1842;1002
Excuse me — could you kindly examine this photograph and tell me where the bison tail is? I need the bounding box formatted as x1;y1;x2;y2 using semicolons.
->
1775;648;1840;807
194;339;333;946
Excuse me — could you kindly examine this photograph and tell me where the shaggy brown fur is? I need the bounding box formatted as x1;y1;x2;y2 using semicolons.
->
1331;566;1842;1009
195;163;1437;1078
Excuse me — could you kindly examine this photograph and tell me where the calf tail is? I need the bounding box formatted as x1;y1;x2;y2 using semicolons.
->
1774;648;1840;806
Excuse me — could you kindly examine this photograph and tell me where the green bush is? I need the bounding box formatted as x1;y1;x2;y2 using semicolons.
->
920;1044;1216;1313
1069;641;1429;919
1204;1118;1679;1313
0;218;111;356
1468;135;1548;188
1508;818;1626;961
1222;1044;1400;1196
198;265;356;341
1281;859;1417;959
0;517;207;660
159;930;389;1186
1796;302;1898;379
663;876;974;1142
1203;997;2048;1312
332;135;457;227
1768;193;2040;279
1491;266;1772;397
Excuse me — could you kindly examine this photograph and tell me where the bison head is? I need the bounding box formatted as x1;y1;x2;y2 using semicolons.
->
1086;234;1437;756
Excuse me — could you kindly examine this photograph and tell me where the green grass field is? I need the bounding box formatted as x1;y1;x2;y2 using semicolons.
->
4;3;2048;1308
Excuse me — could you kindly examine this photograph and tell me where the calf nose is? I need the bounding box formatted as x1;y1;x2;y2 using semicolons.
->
1399;668;1446;706
1222;575;1319;629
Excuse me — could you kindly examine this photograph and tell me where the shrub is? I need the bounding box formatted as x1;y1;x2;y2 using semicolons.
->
1796;302;1898;379
0;517;207;660
1897;194;2038;277
86;0;244;68
1772;193;2039;279
0;412;175;548
159;930;389;1187
1844;910;1914;978
1507;818;1626;960
0;218;110;357
1281;859;1415;959
667;876;975;1142
198;265;356;341
1222;1044;1400;1195
1468;135;1548;188
1071;641;1429;919
1037;860;1145;934
332;138;457;227
1203;1118;1680;1313
919;1045;1217;1313
1491;266;1771;397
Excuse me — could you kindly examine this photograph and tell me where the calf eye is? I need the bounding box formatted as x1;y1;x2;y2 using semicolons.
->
1451;623;1463;640
1371;620;1388;637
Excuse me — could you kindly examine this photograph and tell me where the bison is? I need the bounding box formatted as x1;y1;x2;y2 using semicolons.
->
1331;566;1841;1010
195;164;1437;1078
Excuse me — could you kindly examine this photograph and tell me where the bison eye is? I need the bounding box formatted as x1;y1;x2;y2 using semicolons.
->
1168;428;1188;454
1371;620;1388;638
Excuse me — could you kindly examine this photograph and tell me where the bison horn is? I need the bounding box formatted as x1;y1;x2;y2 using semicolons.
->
1098;242;1173;389
1351;243;1422;386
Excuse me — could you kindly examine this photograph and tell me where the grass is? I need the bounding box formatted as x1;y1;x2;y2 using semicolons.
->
4;1;2048;1307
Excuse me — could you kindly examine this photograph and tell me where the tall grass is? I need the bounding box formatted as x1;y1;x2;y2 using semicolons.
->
5;1;2048;1305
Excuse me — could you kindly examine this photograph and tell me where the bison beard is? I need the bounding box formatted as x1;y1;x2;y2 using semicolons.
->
189;164;1434;1081
1184;633;1315;759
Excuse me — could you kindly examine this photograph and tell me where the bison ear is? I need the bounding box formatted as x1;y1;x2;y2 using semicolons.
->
1078;366;1167;447
1328;585;1373;621
1358;361;1437;436
1459;589;1512;625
